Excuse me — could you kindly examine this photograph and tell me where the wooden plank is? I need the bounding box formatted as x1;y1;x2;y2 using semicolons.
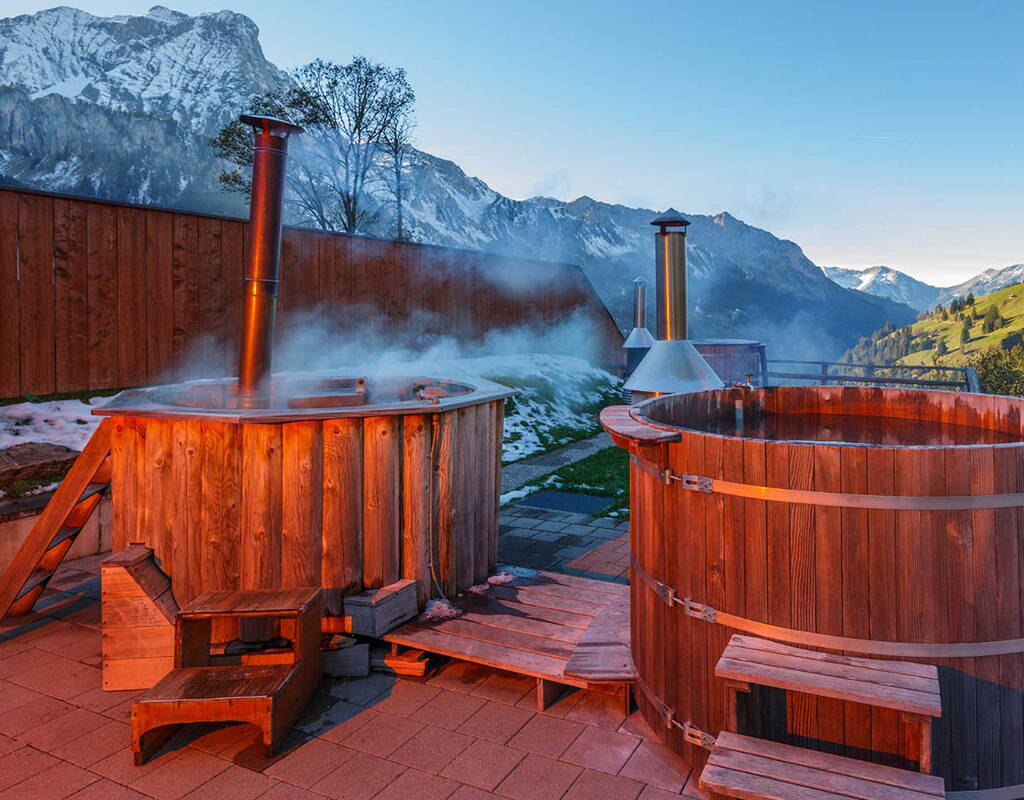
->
142;420;174;593
455;405;475;591
53;198;89;392
86;202;118;389
241;424;283;591
282;421;323;589
564;602;633;683
111;417;142;549
401;414;433;606
729;635;938;680
196;217;225;377
0;192;19;397
322;418;363;615
456;598;584;644
459;594;595;631
103;656;174;691
17;192;55;395
145;210;175;381
200;422;241;593
488;584;605;616
787;440;817;744
221;220;245;366
407;617;575;660
363;416;400;588
171;420;203;608
172;214;199;381
434;410;458;597
116;206;147;386
813;443;844;749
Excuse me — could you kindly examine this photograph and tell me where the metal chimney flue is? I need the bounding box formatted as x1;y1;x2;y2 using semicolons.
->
624;209;724;397
622;277;654;375
236;114;303;409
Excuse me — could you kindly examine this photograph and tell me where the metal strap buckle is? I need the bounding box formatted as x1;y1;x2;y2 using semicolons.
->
680;474;713;493
654;580;677;606
680;722;716;750
683;598;717;623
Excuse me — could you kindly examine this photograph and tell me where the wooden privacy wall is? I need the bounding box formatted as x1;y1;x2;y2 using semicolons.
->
0;187;623;399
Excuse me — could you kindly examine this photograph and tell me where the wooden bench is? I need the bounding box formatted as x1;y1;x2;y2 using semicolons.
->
131;587;322;765
701;731;945;800
715;634;941;773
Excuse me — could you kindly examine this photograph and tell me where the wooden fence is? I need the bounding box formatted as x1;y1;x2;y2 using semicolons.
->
0;187;623;400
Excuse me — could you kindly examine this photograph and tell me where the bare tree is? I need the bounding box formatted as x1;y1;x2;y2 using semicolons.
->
380;112;416;240
211;56;415;235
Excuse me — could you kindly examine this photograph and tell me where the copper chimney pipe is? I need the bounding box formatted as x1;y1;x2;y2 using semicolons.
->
650;208;690;341
237;114;303;409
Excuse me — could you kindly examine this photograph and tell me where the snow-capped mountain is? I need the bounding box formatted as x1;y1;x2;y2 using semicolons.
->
823;264;1024;313
938;264;1024;307
822;266;941;312
0;5;915;359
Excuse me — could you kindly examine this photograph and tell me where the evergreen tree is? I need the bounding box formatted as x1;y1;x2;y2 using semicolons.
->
961;319;971;344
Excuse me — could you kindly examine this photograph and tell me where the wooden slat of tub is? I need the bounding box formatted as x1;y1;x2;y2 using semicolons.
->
474;402;489;584
111;417;143;549
434;411;458;597
969;445;998;786
682;430;706;758
18;192;55;395
703;432;728;738
53;198;89;392
145;210;174;382
363;416;401;588
743;438;768;627
490;401;504;573
0;192;19;397
171;420;202;608
994;445;1024;786
866;446;900;762
241;424;283;591
765;441;792;630
788;440;817;745
322;418;363;615
171;214;198;381
402;415;433;606
814;443;844;749
839;445;871;759
455;405;475;591
721;435;746;736
200;421;242;635
143;420;174;588
282;422;323;589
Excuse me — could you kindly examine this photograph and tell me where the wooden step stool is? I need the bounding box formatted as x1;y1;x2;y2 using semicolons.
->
131;587;322;765
700;634;945;800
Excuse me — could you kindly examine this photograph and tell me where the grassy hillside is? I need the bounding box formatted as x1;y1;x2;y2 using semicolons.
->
843;282;1024;368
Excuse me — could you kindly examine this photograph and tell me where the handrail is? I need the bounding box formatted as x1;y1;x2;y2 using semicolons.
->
770;358;973;375
764;359;981;392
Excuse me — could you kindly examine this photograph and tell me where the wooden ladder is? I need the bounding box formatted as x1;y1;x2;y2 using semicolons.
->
0;418;113;620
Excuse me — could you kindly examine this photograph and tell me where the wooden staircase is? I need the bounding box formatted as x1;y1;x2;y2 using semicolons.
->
0;418;113;620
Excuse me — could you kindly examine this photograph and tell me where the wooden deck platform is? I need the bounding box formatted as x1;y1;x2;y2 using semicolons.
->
384;569;633;709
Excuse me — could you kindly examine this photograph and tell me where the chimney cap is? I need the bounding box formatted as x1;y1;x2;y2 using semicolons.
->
633;276;648;285
650;208;691;230
239;114;304;138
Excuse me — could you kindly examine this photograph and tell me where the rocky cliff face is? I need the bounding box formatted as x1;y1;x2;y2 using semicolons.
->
0;5;916;358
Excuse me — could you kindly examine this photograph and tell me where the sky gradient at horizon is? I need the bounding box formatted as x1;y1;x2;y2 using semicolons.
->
6;0;1023;285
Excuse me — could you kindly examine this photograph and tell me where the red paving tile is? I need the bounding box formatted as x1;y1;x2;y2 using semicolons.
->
179;764;279;800
470;672;535;705
506;714;584;758
52;719;132;767
494;753;582;800
515;686;582;718
89;744;183;785
367;680;441;717
8;655;101;700
0;760;99;800
563;689;628;731
560;726;641;774
65;778;149;800
264;738;354;788
449;788;503;800
339;711;424;757
0;746;61;791
258;784;328;800
0;646;59;678
0;680;46;713
389;725;474;773
619;741;691;794
440;739;524;791
68;686;142;714
638;787;689;800
456;701;533;744
371;767;459;800
18;707;110;752
316;705;380;744
563;769;644;800
426;662;492;694
0;695;75;736
410;690;487;731
312;750;406;800
128;747;230;800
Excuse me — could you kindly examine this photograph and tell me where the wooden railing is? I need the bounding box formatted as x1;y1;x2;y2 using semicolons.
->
0;186;624;400
766;359;982;392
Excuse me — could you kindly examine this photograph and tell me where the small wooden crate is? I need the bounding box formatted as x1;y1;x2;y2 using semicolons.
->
344;579;418;637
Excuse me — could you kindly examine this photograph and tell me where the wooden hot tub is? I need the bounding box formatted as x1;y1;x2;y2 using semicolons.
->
603;386;1024;792
94;374;510;623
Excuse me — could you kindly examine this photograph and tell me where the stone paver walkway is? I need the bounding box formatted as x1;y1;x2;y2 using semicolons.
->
0;545;706;800
500;433;612;493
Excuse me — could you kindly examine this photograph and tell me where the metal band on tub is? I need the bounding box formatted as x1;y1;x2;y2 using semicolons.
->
629;554;1024;659
629;453;1024;511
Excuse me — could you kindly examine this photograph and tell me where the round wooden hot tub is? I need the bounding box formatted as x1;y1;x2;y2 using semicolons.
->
603;386;1024;792
94;374;510;623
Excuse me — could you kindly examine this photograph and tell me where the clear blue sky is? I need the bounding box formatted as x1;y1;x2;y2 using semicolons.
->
10;0;1024;285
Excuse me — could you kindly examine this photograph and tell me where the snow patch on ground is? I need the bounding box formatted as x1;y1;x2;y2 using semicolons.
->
419;599;462;622
0;398;109;451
